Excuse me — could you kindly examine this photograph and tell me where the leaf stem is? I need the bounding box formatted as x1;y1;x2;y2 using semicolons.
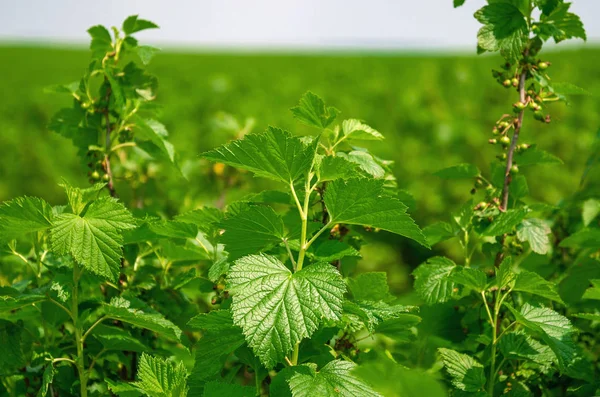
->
103;76;117;197
72;262;88;397
81;315;107;344
283;239;297;270
304;222;332;250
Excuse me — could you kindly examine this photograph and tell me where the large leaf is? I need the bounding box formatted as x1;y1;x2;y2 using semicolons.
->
538;2;586;43
50;196;136;281
0;196;53;238
505;303;576;370
324;178;428;247
288;360;381;397
103;297;182;340
498;330;554;365
202;127;318;183
220;206;285;260
450;267;488;293
133;353;188;397
413;257;457;304
227;254;345;369
438;348;486;392
474;3;527;59
291;91;339;129
515;145;562;166
347;272;394;302
513;270;563;303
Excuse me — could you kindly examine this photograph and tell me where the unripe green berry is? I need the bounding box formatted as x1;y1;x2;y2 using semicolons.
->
489;138;497;145
500;136;511;145
91;171;100;180
502;79;511;87
102;174;110;182
538;61;549;70
511;78;519;87
511;165;519;174
513;101;526;110
533;110;544;121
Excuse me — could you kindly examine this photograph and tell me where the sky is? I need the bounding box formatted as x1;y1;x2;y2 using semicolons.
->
0;0;597;51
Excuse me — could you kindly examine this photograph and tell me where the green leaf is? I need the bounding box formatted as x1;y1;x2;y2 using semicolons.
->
37;364;56;397
496;257;516;289
450;267;488;293
340;119;384;141
513;270;563;303
60;181;105;215
317;156;361;182
123;15;159;35
134;118;177;166
0;196;53;239
288;360;381;397
338;151;385;178
50;197;136;281
559;228;600;250
0;294;46;313
505;303;576;370
188;328;245;395
438;348;486;392
135;45;160;65
582;199;600;227
309;239;360;263
482;208;528;236
551;81;592;97
538;2;586;43
228;254;345;369
434;164;480;179
324;178;428;247
187;310;235;331
133;353;188;397
176;207;224;237
106;379;143;397
423;222;456;246
88;25;112;58
515;145;563;166
103;297;182;340
413;257;457;304
0;321;25;373
474;3;527;59
202;127;318;183
91;324;148;353
582;280;600;300
290;91;339;129
498;330;554;365
343;300;415;333
454;0;467;7
516;218;551;255
220;206;285;260
348;272;394;302
202;382;255;397
353;359;447;397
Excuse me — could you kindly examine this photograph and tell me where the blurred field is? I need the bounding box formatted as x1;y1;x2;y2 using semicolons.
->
0;45;598;227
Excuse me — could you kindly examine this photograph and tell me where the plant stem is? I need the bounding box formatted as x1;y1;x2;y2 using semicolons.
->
500;69;527;211
72;262;88;397
103;77;116;197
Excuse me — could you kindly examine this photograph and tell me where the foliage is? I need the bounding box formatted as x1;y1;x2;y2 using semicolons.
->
0;3;598;396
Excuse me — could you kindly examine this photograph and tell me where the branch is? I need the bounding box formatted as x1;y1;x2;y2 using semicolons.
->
103;77;117;197
500;70;527;211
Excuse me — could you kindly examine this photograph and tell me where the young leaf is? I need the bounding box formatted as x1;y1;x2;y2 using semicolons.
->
496;256;516;289
133;353;188;397
423;221;456;246
474;3;527;59
505;303;576;370
437;348;486;392
433;164;480;179
413;257;457;304
308;239;360;263
288;360;381;397
291;91;339;129
513;270;563;303
338;151;385;178
220;206;285;260
227;254;345;369
516;218;551;255
103;297;182;340
88;25;112;58
0;196;53;239
123;15;159;35
50;197;136;281
340;119;384;141
324;178;428;247
202;127;318;183
538;2;586;43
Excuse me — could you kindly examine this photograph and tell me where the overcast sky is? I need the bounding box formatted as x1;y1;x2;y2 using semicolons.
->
0;0;597;50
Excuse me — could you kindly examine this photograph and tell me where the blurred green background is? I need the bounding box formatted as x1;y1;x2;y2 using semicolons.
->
0;45;598;290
